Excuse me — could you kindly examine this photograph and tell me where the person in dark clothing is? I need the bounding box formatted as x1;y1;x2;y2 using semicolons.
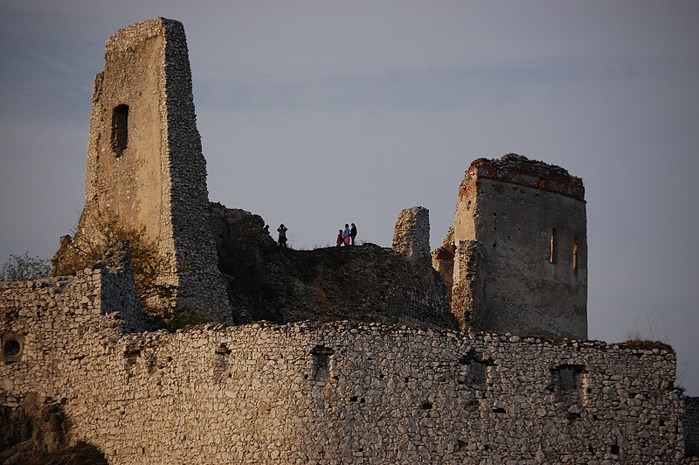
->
277;224;288;248
350;223;357;246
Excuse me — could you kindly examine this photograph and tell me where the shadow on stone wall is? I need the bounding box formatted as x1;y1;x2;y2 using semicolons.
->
0;393;108;465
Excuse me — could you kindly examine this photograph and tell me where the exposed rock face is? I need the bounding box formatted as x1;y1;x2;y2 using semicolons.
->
211;203;457;329
440;154;588;339
392;206;431;265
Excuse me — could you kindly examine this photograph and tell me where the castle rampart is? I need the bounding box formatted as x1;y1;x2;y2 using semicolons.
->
0;299;688;464
3;19;696;464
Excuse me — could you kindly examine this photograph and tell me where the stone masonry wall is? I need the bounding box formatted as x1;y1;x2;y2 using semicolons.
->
392;206;431;266
0;264;141;396
77;18;230;321
686;397;699;457
448;154;588;339
1;298;688;464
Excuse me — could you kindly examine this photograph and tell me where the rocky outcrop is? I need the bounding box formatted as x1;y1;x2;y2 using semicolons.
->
211;203;457;329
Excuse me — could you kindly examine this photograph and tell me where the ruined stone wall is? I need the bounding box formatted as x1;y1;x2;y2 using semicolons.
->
78;18;229;320
392;206;431;265
685;397;699;457
0;264;143;398
447;154;587;339
1;298;687;464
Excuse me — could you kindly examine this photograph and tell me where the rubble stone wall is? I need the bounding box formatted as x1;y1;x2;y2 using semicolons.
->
448;154;587;339
78;18;230;320
1;297;687;464
392;206;431;265
685;396;699;457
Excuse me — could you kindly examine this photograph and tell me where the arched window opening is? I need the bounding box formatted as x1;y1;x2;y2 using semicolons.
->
111;104;129;156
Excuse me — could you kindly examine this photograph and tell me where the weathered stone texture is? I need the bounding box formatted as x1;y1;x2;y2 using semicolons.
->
75;18;230;321
4;19;694;464
450;240;486;332
444;153;588;339
686;396;699;457
0;302;688;464
392;206;431;265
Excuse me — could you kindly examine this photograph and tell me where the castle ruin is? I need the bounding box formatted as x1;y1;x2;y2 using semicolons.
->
56;18;230;321
1;18;697;464
435;154;587;339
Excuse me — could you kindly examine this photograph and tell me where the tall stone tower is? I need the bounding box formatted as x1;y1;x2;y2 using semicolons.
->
435;154;587;339
77;18;230;320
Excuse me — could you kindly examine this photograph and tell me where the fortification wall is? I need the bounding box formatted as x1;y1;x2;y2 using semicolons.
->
0;269;140;411
447;154;587;339
686;396;699;457
1;297;686;464
392;206;431;265
76;18;230;321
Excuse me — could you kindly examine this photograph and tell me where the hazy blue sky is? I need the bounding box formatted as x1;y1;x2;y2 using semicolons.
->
1;1;697;394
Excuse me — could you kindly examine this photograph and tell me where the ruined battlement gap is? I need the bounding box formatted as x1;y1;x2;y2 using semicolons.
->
70;18;230;321
439;153;588;339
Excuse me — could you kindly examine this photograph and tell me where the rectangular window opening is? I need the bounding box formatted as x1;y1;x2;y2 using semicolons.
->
549;228;557;263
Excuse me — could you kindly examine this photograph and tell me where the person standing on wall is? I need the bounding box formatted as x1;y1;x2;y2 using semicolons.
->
336;229;343;247
350;223;357;246
343;223;351;247
277;224;288;248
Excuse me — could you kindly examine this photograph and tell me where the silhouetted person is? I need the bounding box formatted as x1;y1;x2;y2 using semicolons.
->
350;223;357;246
277;224;288;248
263;224;270;235
336;229;343;247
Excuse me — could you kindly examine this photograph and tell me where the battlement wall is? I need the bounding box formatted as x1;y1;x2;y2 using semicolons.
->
1;310;686;464
0;265;142;379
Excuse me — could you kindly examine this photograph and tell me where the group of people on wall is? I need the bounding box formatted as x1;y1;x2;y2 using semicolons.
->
336;223;357;247
265;222;358;248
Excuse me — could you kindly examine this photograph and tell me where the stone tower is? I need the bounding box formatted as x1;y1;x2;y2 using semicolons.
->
77;18;230;320
392;206;431;265
435;154;587;339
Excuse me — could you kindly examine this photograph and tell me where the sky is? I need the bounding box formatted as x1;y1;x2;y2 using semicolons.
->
0;1;697;394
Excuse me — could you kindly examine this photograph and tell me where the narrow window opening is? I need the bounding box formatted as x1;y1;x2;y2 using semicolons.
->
550;364;588;412
111;104;129;156
549;228;557;263
310;345;334;381
572;238;579;271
